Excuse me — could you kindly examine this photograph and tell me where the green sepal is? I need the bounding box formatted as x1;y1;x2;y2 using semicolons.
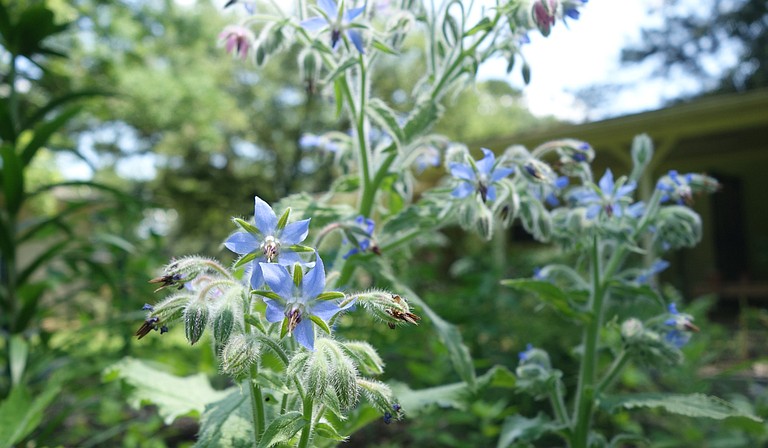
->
310;315;331;335
370;38;398;55
314;421;346;441
317;291;345;301
464;17;492;36
286;244;314;253
280;318;289;339
251;290;282;302
244;313;267;334
277;207;290;230
233;252;258;269
233;217;259;235
293;263;303;287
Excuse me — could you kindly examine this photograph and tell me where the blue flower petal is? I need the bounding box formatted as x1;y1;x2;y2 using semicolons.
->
280;218;310;245
345;5;365;21
301;16;328;32
449;162;475;181
598;169;614;194
303;255;326;300
253;196;278;235
311;300;342;321
486;185;497;202
586;204;601;219
451;183;474;199
224;231;260;254
616;182;636;198
475;148;495;175
264;299;285;323
347;29;365;53
260;263;294;299
250;260;266;289
294;319;315;350
318;0;337;18
490;166;514;182
277;250;303;265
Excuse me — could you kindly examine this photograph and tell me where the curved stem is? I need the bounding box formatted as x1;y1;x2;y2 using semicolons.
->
596;350;630;395
549;380;571;428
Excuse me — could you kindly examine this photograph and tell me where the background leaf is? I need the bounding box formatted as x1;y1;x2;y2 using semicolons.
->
103;357;230;424
602;393;763;422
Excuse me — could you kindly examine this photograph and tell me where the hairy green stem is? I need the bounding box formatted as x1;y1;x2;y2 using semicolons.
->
243;297;265;443
571;237;627;447
297;396;314;448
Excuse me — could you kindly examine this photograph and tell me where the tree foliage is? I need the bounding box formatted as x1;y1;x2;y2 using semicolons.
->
622;0;768;94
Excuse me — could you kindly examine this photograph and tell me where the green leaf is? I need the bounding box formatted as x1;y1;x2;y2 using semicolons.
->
477;364;517;390
9;335;28;386
256;411;305;448
314;421;347;441
1;144;24;215
366;98;404;149
21;89;110;131
465;17;492;36
385;280;476;386
20;105;81;166
391;381;470;415
602;393;763;422
17;239;70;286
522;62;531;85
10;3;69;58
500;279;590;322
608;281;664;306
195;389;253;448
497;413;563;448
0;383;60;446
403;100;441;142
103;357;230;424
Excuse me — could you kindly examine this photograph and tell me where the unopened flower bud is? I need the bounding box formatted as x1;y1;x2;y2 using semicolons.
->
621;318;644;340
212;304;235;346
184;300;209;345
631;134;654;170
221;333;260;377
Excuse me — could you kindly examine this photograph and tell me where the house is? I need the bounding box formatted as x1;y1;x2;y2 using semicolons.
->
481;88;768;305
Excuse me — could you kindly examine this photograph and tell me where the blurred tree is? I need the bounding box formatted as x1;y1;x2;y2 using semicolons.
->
622;0;767;94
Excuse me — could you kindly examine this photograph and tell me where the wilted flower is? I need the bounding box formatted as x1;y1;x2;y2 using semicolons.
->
449;148;514;203
225;196;310;289
571;169;636;219
219;25;255;60
532;0;557;36
261;255;354;350
301;0;366;53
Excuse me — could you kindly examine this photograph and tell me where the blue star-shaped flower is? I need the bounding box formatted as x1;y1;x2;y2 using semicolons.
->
261;255;354;350
343;215;376;259
657;170;694;205
635;259;670;284
224;196;310;289
301;0;366;53
664;303;699;348
571;169;637;219
449;148;514;202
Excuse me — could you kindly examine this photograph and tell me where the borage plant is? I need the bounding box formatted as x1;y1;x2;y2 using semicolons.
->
107;0;762;446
